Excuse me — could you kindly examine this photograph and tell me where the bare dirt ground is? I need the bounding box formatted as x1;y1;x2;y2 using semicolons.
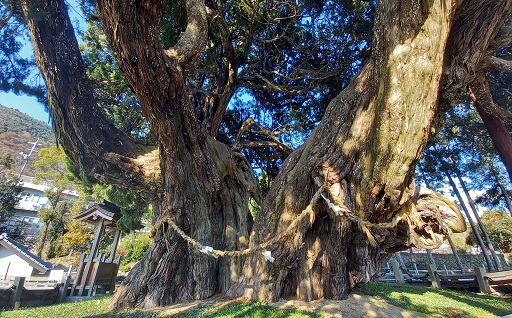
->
148;293;425;318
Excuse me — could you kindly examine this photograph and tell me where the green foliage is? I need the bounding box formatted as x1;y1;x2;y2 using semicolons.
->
0;173;20;223
93;184;151;233
0;2;46;101
173;302;320;318
37;200;72;258
0;296;318;318
34;146;75;191
32;146;82;258
0;151;20;224
79;11;151;142
418;103;512;217
62;220;91;253
464;210;512;253
118;233;151;272
0;152;14;169
479;210;512;253
74;0;375;184
0;295;112;318
37;206;55;223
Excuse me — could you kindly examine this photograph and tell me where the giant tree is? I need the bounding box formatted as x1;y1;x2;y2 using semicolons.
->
18;0;512;309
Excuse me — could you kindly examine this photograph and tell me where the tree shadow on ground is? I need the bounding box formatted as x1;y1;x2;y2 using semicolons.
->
87;302;320;318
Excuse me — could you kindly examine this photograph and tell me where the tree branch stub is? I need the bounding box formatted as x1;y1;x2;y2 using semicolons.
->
163;0;208;73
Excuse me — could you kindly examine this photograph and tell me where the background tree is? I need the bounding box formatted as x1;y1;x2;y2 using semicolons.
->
117;233;151;272
32;145;79;257
467;209;512;253
421;112;501;271
17;0;512;309
39;200;71;258
0;1;45;100
62;219;91;255
0;152;20;225
90;184;150;233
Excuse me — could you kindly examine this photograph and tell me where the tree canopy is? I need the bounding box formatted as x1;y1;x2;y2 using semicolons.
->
8;0;512;309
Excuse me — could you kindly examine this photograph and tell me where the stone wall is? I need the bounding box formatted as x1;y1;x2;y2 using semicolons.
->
389;252;511;272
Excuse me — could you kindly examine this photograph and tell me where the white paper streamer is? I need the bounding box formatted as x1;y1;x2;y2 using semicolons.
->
200;246;218;258
262;250;275;262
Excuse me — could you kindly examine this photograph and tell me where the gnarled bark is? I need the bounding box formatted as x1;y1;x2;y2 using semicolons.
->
20;0;512;310
238;0;466;302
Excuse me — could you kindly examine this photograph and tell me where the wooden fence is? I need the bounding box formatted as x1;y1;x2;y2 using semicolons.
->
383;260;512;293
0;275;71;309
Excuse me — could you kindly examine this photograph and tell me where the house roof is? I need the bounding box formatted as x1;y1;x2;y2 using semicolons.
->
73;199;122;230
0;233;52;273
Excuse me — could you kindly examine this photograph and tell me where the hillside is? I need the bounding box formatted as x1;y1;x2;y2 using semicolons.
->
0;104;55;176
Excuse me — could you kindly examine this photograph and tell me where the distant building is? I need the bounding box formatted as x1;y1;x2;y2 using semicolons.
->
3;175;79;239
0;233;52;279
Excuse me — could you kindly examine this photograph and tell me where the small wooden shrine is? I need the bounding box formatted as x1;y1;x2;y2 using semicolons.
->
70;199;122;296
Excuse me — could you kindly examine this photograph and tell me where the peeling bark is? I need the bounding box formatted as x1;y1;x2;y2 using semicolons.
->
163;0;208;72
240;0;468;302
20;0;512;309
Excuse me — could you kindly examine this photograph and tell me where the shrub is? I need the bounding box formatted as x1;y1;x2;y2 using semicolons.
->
118;232;151;271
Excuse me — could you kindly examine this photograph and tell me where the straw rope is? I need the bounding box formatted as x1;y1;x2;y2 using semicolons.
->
149;181;403;257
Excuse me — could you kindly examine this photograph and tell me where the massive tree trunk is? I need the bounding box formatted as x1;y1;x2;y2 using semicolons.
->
238;0;464;301
21;0;512;309
22;0;257;307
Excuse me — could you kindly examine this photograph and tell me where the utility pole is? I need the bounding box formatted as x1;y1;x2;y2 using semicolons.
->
17;138;41;180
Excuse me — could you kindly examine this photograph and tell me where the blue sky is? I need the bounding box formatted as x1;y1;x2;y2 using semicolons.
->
0;92;50;124
0;0;84;125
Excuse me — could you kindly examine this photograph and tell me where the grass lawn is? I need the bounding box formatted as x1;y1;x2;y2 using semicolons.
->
1;282;511;318
0;297;318;318
355;282;512;318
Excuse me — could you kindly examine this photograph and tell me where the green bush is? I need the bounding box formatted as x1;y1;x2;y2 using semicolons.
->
118;233;151;271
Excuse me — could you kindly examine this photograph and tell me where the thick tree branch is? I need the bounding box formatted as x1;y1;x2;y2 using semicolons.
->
441;0;512;104
469;84;512;182
490;23;512;50
208;6;238;136
163;0;208;73
20;0;157;200
96;0;205;161
469;74;512;122
231;117;293;159
241;73;315;95
491;56;512;73
236;141;293;158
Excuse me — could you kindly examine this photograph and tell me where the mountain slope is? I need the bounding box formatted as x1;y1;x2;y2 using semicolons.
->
0;104;54;176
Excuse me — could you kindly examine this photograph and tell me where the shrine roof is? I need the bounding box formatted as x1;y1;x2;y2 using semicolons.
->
73;199;122;229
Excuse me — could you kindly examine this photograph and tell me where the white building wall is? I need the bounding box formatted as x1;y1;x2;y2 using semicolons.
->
6;177;80;237
0;247;33;279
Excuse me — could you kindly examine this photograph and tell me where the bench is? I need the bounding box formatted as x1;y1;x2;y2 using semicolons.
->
485;270;512;285
475;268;512;293
426;264;478;289
436;273;478;288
